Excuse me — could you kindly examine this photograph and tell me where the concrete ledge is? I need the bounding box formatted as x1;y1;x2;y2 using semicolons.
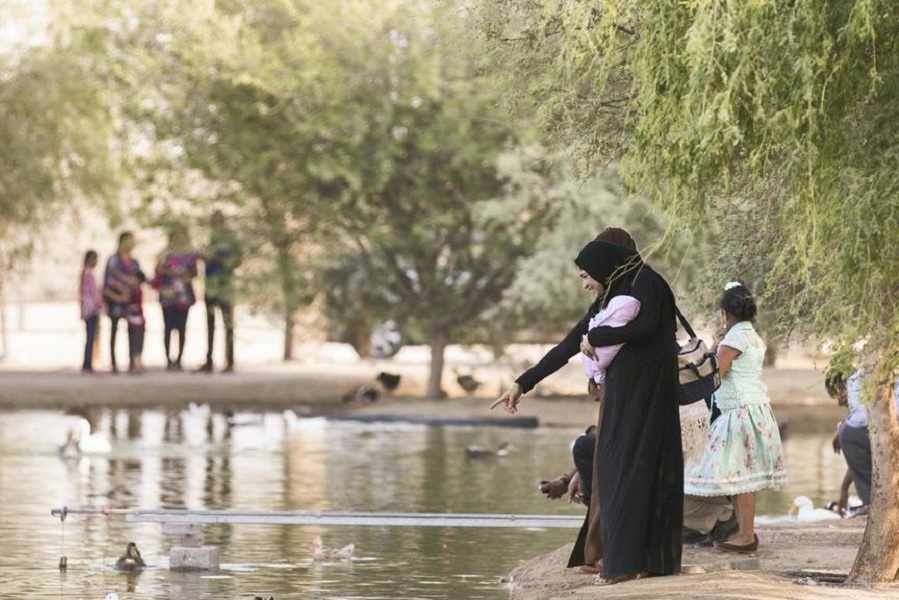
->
170;545;220;571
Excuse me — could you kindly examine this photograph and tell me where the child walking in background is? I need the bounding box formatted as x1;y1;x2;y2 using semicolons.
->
80;250;104;373
125;271;147;374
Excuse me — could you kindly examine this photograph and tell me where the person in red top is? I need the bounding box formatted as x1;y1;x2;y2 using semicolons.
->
80;250;104;373
152;225;199;371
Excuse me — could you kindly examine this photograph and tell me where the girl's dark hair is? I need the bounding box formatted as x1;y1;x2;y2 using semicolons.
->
720;284;757;321
84;250;97;264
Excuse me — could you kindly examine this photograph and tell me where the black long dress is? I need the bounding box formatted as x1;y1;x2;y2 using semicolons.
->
578;240;683;578
515;242;683;576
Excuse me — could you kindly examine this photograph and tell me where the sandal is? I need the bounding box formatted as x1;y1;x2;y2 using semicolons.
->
714;534;759;554
593;572;647;586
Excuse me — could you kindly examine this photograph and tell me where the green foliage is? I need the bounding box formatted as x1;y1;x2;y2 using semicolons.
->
479;0;899;357
498;168;703;336
0;23;118;281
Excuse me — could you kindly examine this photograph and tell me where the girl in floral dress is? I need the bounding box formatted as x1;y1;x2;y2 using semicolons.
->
684;282;786;553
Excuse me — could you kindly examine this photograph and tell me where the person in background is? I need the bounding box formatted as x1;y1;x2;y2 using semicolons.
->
153;224;200;371
126;270;148;374
684;282;786;554
80;250;104;374
825;369;899;516
103;231;142;373
103;267;147;374
197;211;242;374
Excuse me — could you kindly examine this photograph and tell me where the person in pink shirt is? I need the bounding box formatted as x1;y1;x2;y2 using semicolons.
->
80;250;104;373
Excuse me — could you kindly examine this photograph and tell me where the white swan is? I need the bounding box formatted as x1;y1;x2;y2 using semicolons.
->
75;418;112;454
283;410;327;431
187;402;211;419
790;495;841;522
311;536;354;561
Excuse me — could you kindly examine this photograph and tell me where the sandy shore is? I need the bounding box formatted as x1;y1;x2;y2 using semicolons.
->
508;518;890;599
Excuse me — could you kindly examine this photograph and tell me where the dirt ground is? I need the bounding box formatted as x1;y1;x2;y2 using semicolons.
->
505;519;899;599
2;355;893;598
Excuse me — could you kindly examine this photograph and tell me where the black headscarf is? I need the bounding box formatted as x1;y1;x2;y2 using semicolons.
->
574;240;644;308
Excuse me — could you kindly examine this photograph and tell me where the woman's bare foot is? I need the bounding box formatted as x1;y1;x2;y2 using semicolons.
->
579;559;603;574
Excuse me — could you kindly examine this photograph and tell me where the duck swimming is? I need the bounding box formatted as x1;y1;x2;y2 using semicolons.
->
115;542;147;571
790;496;842;522
311;536;355;562
465;442;511;459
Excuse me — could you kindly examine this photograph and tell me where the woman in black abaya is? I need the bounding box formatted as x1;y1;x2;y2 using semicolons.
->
575;240;683;584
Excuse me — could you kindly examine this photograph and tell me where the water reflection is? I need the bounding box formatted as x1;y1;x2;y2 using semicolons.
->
0;408;849;599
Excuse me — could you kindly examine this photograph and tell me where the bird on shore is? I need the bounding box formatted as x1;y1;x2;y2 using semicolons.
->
465;442;511;459
311;536;355;562
455;371;481;394
342;385;379;404
826;495;865;517
790;496;841;522
115;542;146;571
376;371;402;392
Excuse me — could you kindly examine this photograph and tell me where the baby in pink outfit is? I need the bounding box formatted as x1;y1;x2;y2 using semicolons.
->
582;295;641;384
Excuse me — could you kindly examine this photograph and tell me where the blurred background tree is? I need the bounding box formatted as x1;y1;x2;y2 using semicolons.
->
1;0;698;397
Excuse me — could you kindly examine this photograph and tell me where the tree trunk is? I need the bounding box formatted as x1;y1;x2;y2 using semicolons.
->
276;242;296;361
848;381;899;582
283;308;295;361
426;332;447;399
0;279;6;361
763;340;777;367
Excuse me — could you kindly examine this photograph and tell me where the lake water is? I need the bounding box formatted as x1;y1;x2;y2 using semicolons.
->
0;408;847;599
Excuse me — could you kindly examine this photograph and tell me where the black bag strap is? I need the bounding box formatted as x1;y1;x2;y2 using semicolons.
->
618;266;699;339
662;280;697;339
674;304;698;339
